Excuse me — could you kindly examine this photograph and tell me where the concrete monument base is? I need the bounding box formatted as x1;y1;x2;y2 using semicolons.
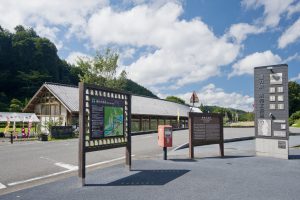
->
256;138;289;159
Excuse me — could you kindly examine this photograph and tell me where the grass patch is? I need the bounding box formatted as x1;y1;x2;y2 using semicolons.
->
225;121;254;127
292;119;300;128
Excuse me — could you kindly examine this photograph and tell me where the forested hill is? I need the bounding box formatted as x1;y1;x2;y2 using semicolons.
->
0;25;157;111
125;79;157;98
200;104;254;121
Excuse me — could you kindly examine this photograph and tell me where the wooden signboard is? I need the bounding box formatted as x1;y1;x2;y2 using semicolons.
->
78;83;131;186
189;113;224;159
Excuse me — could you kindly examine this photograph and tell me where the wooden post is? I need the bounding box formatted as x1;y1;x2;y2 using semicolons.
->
78;83;86;186
126;95;132;170
220;116;224;157
189;114;194;159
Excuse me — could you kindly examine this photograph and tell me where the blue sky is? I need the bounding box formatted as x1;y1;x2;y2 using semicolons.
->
1;0;300;111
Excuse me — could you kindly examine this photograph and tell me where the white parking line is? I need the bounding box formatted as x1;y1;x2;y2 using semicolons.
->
55;162;78;170
7;155;134;187
86;156;129;168
0;182;7;189
7;169;73;186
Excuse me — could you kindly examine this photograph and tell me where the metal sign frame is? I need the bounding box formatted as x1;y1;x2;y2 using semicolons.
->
78;82;131;186
189;113;224;159
254;64;289;140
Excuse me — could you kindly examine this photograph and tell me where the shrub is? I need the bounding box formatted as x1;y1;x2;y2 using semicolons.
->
289;111;300;126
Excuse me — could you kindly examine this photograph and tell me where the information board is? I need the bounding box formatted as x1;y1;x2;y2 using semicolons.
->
189;113;224;159
90;96;125;139
254;64;289;139
79;83;131;186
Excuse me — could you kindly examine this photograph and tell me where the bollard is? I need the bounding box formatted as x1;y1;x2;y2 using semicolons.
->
163;147;167;160
10;133;13;144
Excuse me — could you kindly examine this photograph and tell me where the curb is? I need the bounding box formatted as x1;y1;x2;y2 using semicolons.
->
173;136;255;151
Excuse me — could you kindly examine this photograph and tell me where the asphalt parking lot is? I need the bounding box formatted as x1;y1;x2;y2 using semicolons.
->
1;136;300;200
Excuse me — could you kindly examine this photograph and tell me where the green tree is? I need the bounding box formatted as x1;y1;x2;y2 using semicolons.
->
76;49;127;90
9;98;23;112
289;111;300;126
239;112;254;121
289;81;300;116
0;25;80;111
165;96;185;104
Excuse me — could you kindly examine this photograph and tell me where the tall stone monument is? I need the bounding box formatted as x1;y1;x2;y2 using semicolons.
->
254;64;289;159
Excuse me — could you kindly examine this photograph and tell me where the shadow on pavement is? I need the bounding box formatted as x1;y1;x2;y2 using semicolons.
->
169;159;197;162
289;147;300;159
199;155;254;159
289;155;300;159
85;169;190;186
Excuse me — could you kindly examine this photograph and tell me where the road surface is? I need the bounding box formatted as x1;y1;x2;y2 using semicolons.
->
0;127;253;194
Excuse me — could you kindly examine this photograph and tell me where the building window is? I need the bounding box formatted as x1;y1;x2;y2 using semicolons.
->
277;87;283;93
270;104;276;110
269;95;276;102
150;119;158;130
41;105;50;115
277;95;284;102
269;87;275;93
41;104;60;115
277;104;284;110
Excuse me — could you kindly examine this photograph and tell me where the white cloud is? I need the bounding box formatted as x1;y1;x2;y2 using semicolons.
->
283;53;300;63
173;84;254;111
242;0;294;27
287;1;300;17
278;18;300;48
290;73;300;81
87;3;240;87
0;0;107;39
229;50;282;77
65;52;92;65
35;24;63;50
122;0;183;7
226;23;265;43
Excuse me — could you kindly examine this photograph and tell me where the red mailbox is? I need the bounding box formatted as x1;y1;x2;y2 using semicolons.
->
158;125;172;147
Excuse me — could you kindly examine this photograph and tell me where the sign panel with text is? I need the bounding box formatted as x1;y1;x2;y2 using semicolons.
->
189;113;224;159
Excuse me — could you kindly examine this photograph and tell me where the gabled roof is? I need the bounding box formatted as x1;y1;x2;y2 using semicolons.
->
45;83;79;113
24;83;201;117
23;83;79;113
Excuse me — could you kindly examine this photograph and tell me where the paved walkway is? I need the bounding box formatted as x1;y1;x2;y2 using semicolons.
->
1;136;300;200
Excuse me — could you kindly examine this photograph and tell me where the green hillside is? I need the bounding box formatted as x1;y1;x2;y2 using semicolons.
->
0;25;157;111
124;79;157;98
200;104;254;121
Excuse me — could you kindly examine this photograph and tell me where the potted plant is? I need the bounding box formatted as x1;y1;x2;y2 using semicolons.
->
40;118;62;141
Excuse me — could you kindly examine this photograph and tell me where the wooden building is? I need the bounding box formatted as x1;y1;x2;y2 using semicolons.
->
23;83;201;133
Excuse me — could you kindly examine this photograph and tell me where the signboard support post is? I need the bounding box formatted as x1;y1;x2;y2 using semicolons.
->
220;117;224;157
125;95;132;170
79;82;86;186
189;118;194;159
